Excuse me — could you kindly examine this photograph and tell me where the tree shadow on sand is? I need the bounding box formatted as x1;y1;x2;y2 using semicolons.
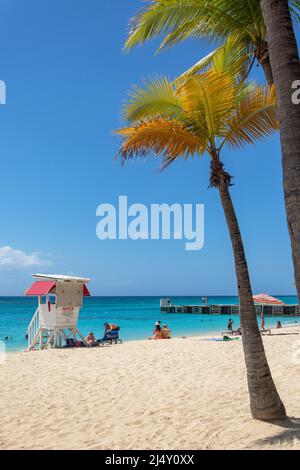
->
255;417;300;447
271;332;300;336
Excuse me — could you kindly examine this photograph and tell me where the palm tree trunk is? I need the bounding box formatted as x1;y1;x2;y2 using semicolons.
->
255;42;274;85
260;54;273;86
211;158;286;421
260;0;300;302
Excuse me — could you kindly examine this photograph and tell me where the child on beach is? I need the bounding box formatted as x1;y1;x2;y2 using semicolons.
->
161;324;171;339
85;332;97;346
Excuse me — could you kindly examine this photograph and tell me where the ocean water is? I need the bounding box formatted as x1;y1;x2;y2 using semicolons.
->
0;295;299;352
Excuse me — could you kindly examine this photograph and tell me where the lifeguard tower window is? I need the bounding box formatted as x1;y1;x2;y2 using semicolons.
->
56;282;83;308
39;295;55;304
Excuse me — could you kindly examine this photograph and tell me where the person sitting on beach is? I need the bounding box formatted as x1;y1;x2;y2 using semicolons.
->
234;327;242;336
104;322;120;333
103;322;119;336
102;323;120;341
86;332;97;346
150;325;162;340
161;324;171;339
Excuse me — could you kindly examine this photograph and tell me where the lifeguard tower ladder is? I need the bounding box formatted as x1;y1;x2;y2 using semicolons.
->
25;274;91;350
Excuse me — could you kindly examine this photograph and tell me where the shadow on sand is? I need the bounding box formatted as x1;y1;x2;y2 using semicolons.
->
255;417;300;447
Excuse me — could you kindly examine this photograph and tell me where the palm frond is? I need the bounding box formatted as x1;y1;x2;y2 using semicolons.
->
124;0;299;54
222;85;279;150
123;76;185;124
175;35;253;90
289;1;300;22
125;0;202;51
180;70;243;137
174;49;219;87
115;118;207;166
125;0;260;52
211;35;253;79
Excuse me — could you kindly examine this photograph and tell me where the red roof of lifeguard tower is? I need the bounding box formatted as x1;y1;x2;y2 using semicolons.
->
25;274;91;297
25;281;56;296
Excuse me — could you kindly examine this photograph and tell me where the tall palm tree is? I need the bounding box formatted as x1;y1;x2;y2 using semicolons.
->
125;0;300;86
260;0;300;313
124;0;300;301
115;55;286;421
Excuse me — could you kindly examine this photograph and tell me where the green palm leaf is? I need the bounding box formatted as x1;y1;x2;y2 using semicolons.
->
125;0;299;52
125;0;266;52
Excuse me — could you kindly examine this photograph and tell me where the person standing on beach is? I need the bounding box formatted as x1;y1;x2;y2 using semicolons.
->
228;319;233;332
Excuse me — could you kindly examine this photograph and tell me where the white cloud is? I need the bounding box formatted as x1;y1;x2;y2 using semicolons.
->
0;246;53;268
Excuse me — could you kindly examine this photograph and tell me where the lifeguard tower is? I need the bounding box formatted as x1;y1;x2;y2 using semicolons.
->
25;274;91;350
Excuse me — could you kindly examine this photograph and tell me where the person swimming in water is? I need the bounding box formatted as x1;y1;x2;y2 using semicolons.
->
4;336;13;342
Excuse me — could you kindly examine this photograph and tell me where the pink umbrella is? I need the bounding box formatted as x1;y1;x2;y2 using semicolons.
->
253;294;284;305
253;294;284;325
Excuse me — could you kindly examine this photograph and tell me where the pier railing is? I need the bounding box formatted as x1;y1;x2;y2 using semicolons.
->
160;303;300;316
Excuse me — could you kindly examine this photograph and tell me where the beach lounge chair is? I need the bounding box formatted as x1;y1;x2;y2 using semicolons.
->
97;331;123;346
221;329;234;337
261;328;272;335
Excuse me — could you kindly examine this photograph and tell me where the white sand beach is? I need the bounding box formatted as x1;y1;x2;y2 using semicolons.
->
1;328;300;450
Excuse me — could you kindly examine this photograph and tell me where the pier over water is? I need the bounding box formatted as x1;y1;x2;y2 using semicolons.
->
160;298;300;316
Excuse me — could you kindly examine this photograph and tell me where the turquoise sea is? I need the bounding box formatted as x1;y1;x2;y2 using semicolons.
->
0;295;299;352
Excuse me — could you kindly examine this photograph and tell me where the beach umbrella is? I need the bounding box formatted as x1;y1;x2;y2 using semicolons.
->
253;294;284;305
253;294;284;322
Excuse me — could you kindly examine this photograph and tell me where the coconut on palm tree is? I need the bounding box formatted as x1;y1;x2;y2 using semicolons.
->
260;0;300;316
115;49;286;421
125;0;300;86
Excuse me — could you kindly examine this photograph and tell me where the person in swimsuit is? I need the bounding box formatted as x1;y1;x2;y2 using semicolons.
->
161;324;171;339
86;332;97;346
150;324;162;340
102;323;120;341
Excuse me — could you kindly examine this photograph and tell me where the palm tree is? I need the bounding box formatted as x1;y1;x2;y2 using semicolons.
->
125;0;300;86
115;53;286;420
260;0;300;313
124;0;300;302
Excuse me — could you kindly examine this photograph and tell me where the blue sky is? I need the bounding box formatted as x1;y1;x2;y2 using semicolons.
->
0;0;297;296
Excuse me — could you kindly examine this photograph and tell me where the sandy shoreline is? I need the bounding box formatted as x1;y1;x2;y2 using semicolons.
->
1;329;300;450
